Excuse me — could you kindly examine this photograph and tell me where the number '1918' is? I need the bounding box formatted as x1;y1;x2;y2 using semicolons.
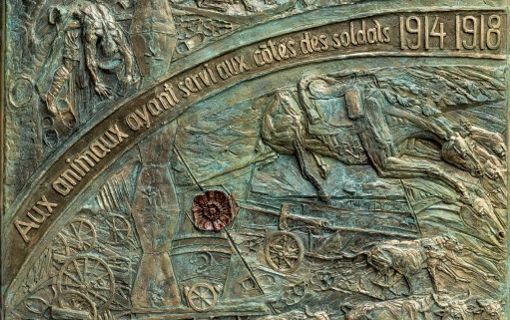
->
456;15;501;50
400;14;503;51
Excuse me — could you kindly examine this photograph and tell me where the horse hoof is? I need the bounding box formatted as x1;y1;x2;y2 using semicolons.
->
318;192;330;203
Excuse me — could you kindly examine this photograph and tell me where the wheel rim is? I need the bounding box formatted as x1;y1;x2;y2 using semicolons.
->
58;255;115;310
187;283;217;312
104;214;131;245
60;219;97;253
57;290;98;320
265;231;304;273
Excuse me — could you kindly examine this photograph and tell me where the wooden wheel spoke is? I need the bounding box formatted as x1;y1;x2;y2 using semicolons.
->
93;259;101;272
83;256;89;279
63;270;82;286
61;282;81;290
72;260;85;283
269;245;284;252
286;242;298;251
87;288;109;302
283;257;295;268
59;256;112;310
77;221;84;237
89;284;112;291
104;219;114;228
89;270;109;284
83;227;94;237
70;223;80;237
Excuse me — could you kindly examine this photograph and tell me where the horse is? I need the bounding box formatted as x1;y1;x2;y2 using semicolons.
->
260;74;507;246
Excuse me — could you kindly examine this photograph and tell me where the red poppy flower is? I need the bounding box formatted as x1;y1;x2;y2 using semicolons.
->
192;190;235;232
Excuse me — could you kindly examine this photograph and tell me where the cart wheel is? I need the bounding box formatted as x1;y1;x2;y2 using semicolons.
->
58;255;115;310
55;290;97;320
60;218;97;253
186;283;218;312
265;231;304;273
104;214;131;245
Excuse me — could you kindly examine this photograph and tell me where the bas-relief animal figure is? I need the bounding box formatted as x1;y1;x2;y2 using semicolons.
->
342;294;503;320
261;73;507;246
259;310;330;320
356;236;496;295
196;0;255;12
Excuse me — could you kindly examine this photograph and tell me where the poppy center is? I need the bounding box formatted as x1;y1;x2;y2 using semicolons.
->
203;203;221;220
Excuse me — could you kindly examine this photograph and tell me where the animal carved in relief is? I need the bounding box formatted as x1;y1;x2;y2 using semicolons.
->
342;294;503;320
195;0;255;12
358;236;496;294
258;309;330;320
260;72;507;246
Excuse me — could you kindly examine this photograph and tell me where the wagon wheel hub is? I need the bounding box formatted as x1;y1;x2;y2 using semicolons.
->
264;231;304;273
186;283;218;312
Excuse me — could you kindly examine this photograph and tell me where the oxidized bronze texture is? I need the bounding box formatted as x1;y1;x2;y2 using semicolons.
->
1;0;509;318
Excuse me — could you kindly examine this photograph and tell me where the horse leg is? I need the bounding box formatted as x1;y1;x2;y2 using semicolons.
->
427;266;443;293
377;157;467;196
358;94;466;197
294;141;330;202
312;152;329;178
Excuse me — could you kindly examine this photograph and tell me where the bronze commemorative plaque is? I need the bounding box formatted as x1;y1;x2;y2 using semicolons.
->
1;0;509;318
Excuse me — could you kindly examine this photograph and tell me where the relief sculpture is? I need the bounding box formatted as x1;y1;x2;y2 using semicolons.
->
261;70;506;237
7;64;507;319
2;0;509;319
43;1;137;125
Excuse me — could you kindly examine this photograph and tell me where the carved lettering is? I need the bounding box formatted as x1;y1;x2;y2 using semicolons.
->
14;219;40;243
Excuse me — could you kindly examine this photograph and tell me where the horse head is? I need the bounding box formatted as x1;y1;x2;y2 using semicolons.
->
459;198;506;247
441;133;507;245
442;132;506;184
441;133;484;177
365;245;399;275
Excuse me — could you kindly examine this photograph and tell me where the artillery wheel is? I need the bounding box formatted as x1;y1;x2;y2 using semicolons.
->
186;283;218;312
60;218;97;253
58;255;115;310
104;214;131;245
265;231;304;273
55;290;97;320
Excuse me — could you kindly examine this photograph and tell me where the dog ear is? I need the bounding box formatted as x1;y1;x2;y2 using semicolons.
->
467;302;482;314
433;310;445;317
341;303;354;313
48;6;64;25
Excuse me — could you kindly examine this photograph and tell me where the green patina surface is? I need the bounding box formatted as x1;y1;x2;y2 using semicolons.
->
2;0;509;319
